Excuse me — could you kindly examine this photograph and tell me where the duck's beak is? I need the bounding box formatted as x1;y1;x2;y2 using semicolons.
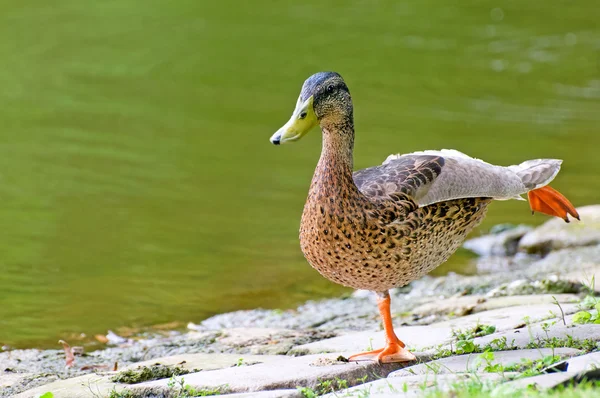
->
270;95;318;145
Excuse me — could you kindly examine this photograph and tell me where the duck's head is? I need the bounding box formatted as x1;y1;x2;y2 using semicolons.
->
270;72;352;145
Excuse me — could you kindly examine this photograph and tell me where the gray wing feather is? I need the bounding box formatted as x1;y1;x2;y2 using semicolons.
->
354;149;561;207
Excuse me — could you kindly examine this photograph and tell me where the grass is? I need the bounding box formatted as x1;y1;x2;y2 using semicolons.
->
110;364;193;384
297;377;351;397
425;379;600;398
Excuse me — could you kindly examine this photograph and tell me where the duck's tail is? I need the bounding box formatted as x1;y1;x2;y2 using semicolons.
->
527;186;580;223
509;159;579;223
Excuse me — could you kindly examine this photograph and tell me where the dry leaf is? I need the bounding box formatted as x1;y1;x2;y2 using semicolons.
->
58;340;75;368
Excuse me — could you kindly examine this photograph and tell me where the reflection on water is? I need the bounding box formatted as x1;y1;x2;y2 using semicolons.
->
0;1;598;348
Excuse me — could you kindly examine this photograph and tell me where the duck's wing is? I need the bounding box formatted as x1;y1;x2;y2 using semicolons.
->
353;149;562;207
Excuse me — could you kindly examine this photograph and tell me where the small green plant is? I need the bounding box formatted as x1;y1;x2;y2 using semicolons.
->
297;377;352;397
527;335;599;353
297;386;317;398
572;304;600;325
108;389;135;398
166;376;227;397
452;324;497;341
504;355;562;378
111;364;191;384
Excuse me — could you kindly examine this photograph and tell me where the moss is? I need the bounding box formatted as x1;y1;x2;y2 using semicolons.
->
110;363;193;384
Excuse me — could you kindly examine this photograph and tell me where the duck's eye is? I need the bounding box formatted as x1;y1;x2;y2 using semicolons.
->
299;111;307;119
327;85;334;92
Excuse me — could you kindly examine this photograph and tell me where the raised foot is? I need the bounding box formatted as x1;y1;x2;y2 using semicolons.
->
347;342;416;364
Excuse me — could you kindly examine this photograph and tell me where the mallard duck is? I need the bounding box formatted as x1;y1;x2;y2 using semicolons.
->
269;72;579;363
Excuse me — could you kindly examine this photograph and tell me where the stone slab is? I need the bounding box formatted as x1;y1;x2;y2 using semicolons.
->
519;205;600;253
322;373;510;398
496;372;578;392
16;353;286;398
410;294;579;319
389;348;581;377
121;352;285;372
429;303;579;334
129;352;422;396
290;326;454;356
0;372;34;389
566;351;600;373
14;374;123;398
472;323;600;350
464;225;532;256
217;390;302;398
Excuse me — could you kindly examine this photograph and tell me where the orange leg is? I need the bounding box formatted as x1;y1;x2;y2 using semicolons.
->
348;291;416;363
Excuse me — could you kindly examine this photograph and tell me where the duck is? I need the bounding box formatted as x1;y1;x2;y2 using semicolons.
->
269;71;579;363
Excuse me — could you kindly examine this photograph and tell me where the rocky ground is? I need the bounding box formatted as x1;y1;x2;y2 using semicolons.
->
3;205;600;398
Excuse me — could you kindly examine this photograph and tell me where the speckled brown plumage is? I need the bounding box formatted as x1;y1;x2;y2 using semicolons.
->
299;125;491;292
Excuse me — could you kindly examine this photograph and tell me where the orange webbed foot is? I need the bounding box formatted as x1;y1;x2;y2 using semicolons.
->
528;185;579;223
348;341;416;364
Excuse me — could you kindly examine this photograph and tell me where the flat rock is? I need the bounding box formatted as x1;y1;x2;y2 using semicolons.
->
411;294;579;319
289;326;454;356
219;390;302;398
527;245;600;278
495;372;578;392
476;294;579;311
566;351;600;372
121;352;284;372
472;323;600;350
464;225;533;256
0;372;34;389
129;352;421;397
16;353;286;398
14;374;123;398
389;348;581;377
519;205;600;254
410;296;486;318
429;302;579;334
323;373;511;398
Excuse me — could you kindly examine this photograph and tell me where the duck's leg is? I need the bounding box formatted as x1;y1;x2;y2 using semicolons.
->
348;291;416;363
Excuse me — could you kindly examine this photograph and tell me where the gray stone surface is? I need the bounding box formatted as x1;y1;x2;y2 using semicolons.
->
218;390;302;398
322;373;512;398
472;323;600;350
427;302;579;334
410;296;486;318
528;245;600;280
0;373;34;390
290;326;454;355
129;353;417;397
495;372;578;392
389;348;581;377
14;374;123;398
120;352;285;371
15;353;287;398
566;351;600;372
519;205;600;253
412;294;578;318
464;225;533;256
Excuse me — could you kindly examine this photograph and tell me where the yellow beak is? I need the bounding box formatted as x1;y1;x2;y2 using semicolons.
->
270;95;318;145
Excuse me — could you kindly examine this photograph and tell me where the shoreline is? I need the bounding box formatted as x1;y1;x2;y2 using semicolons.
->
2;205;600;397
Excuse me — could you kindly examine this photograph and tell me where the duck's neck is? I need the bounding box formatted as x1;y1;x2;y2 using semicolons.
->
311;119;358;197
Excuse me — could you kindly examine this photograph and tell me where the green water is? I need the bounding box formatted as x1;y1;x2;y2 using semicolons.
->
0;1;598;349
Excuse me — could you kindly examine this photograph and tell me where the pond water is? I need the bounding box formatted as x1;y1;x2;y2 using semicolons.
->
0;1;598;348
